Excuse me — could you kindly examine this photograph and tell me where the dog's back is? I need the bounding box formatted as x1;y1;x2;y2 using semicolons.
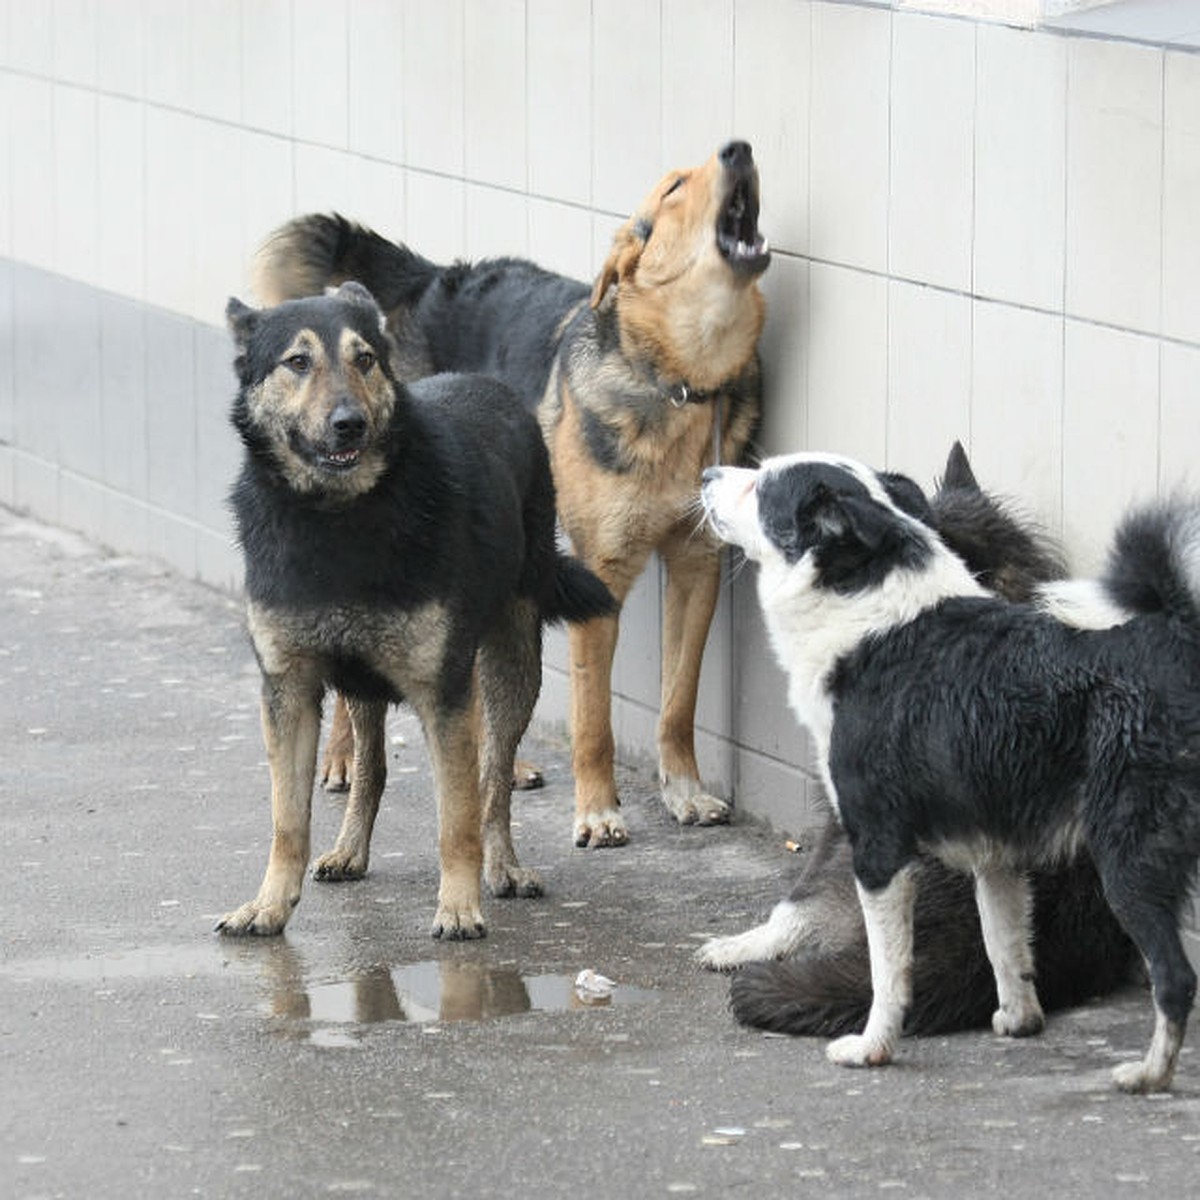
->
255;214;589;408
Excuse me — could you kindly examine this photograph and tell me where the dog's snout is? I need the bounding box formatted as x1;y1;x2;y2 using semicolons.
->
719;141;753;173
329;402;367;443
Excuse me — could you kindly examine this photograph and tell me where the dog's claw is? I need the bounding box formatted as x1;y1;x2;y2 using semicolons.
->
573;809;628;848
312;847;368;881
215;897;294;937
431;917;487;941
661;778;731;827
485;863;544;899
513;759;544;791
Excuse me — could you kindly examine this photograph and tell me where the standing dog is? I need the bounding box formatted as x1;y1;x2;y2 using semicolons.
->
254;141;770;847
698;445;1137;1039
217;283;611;940
702;451;1200;1093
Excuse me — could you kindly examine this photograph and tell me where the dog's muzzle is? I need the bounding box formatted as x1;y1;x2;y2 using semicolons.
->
717;141;770;276
320;401;368;471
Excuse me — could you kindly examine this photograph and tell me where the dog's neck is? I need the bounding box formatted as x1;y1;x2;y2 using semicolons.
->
758;545;987;741
614;279;765;397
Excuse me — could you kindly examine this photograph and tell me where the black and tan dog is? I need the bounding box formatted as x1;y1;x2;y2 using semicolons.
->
217;283;612;939
254;141;770;848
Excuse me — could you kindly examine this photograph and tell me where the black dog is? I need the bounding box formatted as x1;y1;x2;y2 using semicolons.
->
699;445;1138;1038
217;283;611;940
703;449;1200;1092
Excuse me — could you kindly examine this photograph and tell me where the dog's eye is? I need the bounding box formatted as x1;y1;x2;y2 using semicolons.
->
283;352;312;375
664;176;685;198
354;349;376;374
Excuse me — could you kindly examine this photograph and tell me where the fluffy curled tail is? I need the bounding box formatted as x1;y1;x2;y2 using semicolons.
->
1102;498;1200;624
254;213;439;311
548;555;616;625
729;954;874;1038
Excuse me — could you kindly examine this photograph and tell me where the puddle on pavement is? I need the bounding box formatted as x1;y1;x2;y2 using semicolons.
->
1;944;656;1043
261;960;657;1042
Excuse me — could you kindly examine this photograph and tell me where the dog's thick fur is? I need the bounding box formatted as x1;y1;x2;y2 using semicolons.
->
254;142;770;846
698;445;1138;1038
217;284;611;940
702;451;1200;1093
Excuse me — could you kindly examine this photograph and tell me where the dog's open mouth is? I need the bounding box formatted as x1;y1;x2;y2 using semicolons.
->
319;448;362;472
717;178;770;275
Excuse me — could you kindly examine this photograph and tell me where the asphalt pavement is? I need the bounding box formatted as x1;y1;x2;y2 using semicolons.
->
3;505;1200;1198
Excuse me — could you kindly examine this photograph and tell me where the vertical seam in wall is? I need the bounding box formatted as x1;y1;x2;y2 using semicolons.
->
523;0;531;252
288;0;297;210
1059;37;1070;539
1156;48;1167;493
883;6;893;467
968;23;977;455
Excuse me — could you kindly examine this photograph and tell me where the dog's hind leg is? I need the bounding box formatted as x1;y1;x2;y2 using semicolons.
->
1100;879;1195;1093
313;697;388;882
217;668;323;935
320;692;355;792
974;867;1045;1037
658;536;730;826
827;867;916;1068
478;601;544;899
568;607;629;848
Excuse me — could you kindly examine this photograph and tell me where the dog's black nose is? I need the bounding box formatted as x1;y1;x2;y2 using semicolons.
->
719;141;753;172
330;403;367;443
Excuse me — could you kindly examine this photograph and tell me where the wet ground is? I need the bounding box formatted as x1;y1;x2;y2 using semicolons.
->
4;507;1200;1198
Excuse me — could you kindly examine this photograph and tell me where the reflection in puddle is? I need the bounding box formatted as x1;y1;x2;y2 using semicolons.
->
0;943;656;1046
263;960;656;1040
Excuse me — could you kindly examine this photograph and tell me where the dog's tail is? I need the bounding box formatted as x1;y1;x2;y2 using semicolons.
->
546;555;617;625
729;953;875;1038
254;213;440;311
1101;498;1200;625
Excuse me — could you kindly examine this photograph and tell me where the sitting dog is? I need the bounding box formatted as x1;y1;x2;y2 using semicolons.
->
253;141;770;847
217;283;611;940
702;450;1200;1093
698;445;1137;1039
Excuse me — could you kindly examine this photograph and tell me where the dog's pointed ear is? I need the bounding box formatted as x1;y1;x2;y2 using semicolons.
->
332;280;377;310
939;440;980;495
330;279;391;341
590;215;652;308
226;297;258;349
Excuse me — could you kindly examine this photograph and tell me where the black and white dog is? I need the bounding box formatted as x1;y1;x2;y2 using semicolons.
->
701;451;1200;1093
698;445;1137;1041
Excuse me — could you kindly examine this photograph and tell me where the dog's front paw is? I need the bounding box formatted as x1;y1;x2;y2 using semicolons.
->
215;897;294;937
431;902;487;941
827;1033;893;1068
312;847;368;881
661;776;730;827
992;1002;1045;1038
573;808;629;848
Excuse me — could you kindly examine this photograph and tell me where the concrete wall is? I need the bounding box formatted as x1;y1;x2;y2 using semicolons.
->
2;0;1200;836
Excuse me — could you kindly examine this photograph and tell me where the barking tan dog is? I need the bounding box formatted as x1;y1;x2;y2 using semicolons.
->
254;141;769;848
